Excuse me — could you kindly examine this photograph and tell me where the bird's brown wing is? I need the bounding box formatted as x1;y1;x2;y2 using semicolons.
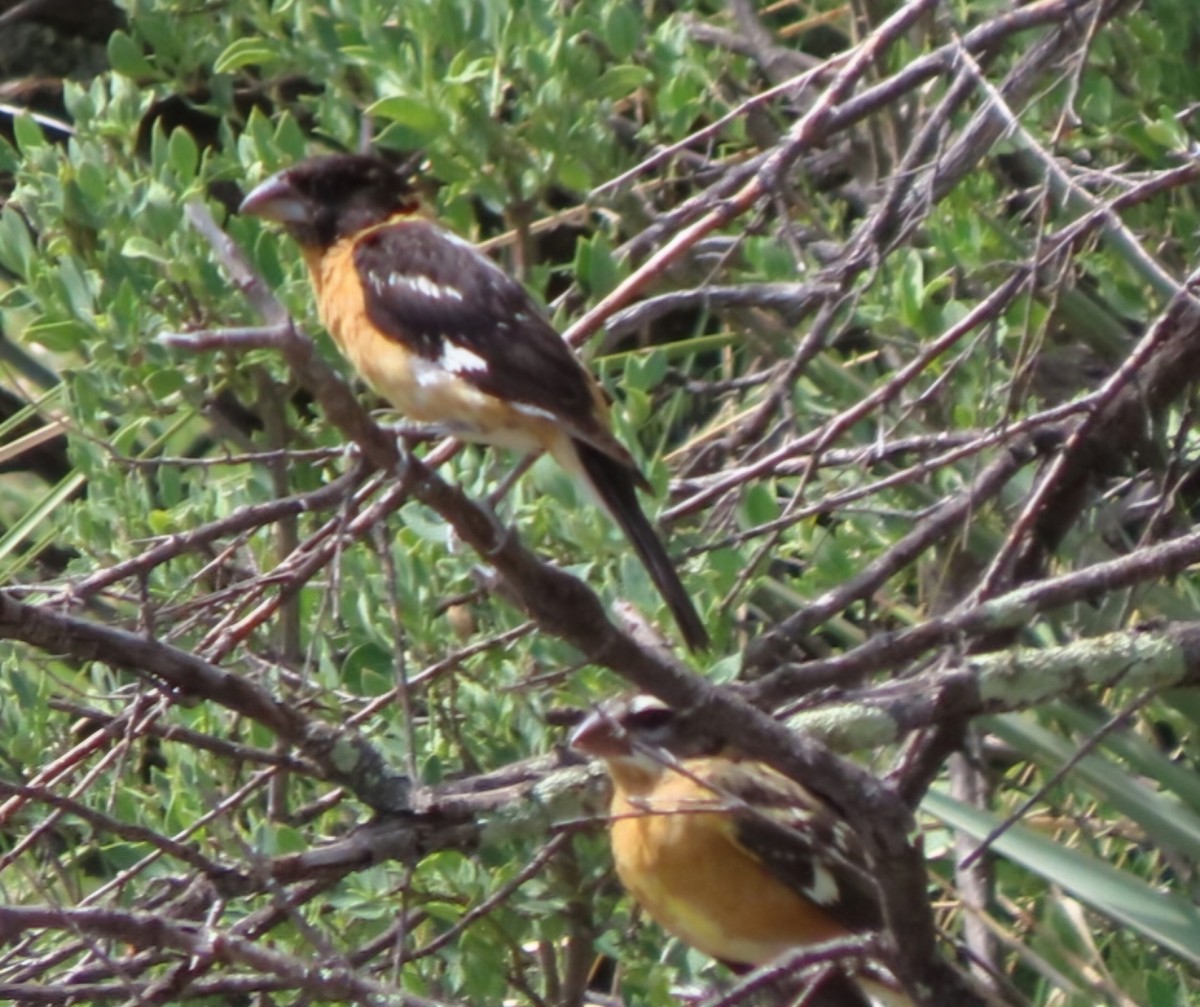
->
701;756;886;935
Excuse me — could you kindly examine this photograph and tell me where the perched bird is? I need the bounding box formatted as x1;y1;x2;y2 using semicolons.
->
570;694;914;1007
240;153;707;651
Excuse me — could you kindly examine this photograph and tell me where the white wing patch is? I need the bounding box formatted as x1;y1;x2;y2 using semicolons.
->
438;341;489;375
806;860;841;907
369;269;465;303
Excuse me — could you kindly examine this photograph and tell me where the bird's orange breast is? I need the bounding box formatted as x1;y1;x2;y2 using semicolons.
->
610;768;849;967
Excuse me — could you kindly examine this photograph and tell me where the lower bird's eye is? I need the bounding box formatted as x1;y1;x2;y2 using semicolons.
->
626;707;674;732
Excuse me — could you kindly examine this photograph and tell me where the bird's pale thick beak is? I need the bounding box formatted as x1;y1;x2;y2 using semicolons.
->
239;172;311;224
569;711;625;758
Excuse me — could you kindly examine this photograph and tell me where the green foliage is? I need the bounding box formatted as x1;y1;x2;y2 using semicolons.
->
2;0;1200;1004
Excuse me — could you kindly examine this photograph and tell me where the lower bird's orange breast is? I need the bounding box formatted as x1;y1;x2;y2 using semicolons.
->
611;785;847;967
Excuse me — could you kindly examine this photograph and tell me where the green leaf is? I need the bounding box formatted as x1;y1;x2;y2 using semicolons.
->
214;37;280;74
619;348;667;393
444;56;493;85
12;113;47;155
97;842;152;872
340;642;394;696
147;509;173;535
897;248;925;328
622;384;651;427
573;233;619;295
555;153;591;191
143;367;186;399
6;666;39;711
120;236;171;264
1143;114;1186;151
0;204;36;277
423;900;464;925
741;482;780;527
24;319;95;353
56;257;96;317
106;30;160;79
271;112;309;161
604;5;642;61
368;95;447;143
168;128;200;180
0;135;17;173
594;64;652;99
107;31;157;78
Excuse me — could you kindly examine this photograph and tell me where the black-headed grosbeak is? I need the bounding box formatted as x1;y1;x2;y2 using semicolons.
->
570;695;915;1007
239;153;707;652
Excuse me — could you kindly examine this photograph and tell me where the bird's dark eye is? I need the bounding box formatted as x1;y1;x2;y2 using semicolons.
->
626;706;674;732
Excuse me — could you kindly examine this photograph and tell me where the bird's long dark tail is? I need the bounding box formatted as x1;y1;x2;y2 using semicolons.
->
574;441;708;651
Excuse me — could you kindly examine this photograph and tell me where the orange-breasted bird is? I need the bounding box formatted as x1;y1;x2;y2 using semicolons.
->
570;695;915;1006
240;153;707;651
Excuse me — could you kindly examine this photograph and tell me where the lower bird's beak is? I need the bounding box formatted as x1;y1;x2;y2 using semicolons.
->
569;711;626;759
239;173;311;224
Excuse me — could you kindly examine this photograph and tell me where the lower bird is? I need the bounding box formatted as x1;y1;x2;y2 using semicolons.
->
240;153;707;651
570;694;915;1006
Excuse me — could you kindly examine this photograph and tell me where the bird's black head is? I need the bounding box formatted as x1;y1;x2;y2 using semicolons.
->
240;153;418;249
